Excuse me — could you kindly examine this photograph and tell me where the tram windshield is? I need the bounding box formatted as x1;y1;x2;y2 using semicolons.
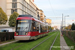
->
16;20;31;31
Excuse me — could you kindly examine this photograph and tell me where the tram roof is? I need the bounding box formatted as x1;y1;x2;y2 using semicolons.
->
17;15;48;25
18;15;33;17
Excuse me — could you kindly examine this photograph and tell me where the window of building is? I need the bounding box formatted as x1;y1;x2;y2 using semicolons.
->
11;9;17;14
24;7;26;11
24;12;26;14
22;5;24;11
12;0;17;2
12;3;17;8
22;11;24;15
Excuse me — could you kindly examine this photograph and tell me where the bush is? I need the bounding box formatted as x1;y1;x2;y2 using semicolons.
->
9;12;19;27
0;7;7;24
62;30;75;42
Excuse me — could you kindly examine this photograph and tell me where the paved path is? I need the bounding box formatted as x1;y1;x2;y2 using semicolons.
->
60;31;70;50
0;40;18;46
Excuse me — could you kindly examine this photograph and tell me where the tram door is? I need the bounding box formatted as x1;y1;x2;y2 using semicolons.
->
39;24;41;33
36;22;41;33
32;21;36;31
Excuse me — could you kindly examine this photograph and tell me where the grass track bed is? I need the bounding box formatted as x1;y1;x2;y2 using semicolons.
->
33;31;59;50
13;32;56;50
0;31;59;50
51;32;60;50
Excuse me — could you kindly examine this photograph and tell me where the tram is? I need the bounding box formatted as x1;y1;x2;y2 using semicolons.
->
14;15;49;40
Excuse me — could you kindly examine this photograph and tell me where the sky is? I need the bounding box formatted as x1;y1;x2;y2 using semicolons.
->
34;0;75;28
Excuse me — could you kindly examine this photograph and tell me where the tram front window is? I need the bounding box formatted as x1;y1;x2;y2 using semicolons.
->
16;20;30;31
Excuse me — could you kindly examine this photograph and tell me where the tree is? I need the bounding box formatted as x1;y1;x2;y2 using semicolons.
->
65;25;72;30
48;26;53;31
71;23;75;30
0;7;7;24
51;27;54;30
48;26;50;30
9;12;19;27
65;26;68;30
68;25;72;30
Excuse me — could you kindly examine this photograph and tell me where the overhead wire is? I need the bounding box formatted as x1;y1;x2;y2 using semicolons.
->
48;0;56;16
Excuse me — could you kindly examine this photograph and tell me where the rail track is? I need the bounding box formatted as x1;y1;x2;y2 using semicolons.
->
49;33;59;50
11;40;33;50
11;33;56;50
31;33;58;50
11;43;25;50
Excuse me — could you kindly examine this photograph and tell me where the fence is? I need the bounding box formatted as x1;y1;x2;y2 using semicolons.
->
0;32;14;42
62;30;75;42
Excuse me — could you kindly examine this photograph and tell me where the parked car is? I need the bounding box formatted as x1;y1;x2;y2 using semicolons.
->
0;28;13;32
0;30;9;32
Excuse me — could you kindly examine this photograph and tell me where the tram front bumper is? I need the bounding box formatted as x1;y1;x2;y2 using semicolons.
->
14;36;31;40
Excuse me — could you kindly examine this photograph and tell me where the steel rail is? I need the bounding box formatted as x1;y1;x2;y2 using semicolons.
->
49;33;59;50
11;43;25;50
31;33;56;50
11;32;57;50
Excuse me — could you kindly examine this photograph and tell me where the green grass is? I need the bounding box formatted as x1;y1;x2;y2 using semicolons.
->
0;31;59;50
63;34;75;50
13;32;57;50
51;32;60;50
34;31;60;50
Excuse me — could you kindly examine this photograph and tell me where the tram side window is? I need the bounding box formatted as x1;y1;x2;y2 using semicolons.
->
44;26;47;32
41;24;47;32
44;25;47;32
40;25;42;32
32;21;36;31
36;22;39;31
42;25;45;32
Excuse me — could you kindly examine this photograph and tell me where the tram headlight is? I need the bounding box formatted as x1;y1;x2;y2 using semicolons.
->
16;33;18;35
26;32;28;35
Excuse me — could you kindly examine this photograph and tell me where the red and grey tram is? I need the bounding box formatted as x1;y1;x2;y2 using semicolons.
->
14;15;49;40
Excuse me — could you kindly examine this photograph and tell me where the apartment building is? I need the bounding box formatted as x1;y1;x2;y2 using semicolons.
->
0;0;39;26
46;19;51;26
38;9;46;22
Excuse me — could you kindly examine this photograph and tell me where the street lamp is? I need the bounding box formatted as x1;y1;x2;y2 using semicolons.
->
64;15;69;26
61;14;69;29
62;14;64;29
